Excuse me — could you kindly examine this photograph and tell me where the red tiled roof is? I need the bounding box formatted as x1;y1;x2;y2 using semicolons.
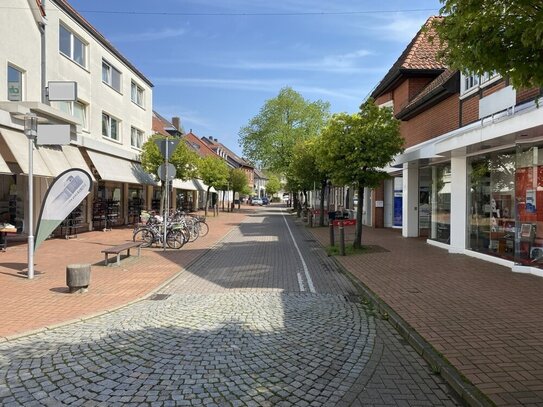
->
184;132;217;158
152;111;175;137
371;16;446;98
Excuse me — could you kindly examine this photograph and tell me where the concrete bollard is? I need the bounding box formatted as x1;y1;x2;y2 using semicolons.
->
339;221;345;256
66;264;91;293
329;222;335;246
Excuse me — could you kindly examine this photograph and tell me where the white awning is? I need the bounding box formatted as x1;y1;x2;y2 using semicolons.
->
62;145;95;180
36;145;94;180
193;179;217;193
0;153;11;174
172;179;197;191
0;127;52;176
86;149;157;185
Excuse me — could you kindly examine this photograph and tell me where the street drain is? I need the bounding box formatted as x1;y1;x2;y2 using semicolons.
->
344;294;362;303
148;294;171;301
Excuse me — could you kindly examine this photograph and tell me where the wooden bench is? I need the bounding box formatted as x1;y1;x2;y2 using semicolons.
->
101;241;142;266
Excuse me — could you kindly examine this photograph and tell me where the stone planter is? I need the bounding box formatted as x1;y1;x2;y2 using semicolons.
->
66;264;91;293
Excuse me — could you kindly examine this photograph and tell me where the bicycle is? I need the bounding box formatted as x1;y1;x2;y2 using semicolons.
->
133;214;189;249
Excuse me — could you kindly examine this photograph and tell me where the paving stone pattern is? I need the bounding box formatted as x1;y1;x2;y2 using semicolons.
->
0;207;461;406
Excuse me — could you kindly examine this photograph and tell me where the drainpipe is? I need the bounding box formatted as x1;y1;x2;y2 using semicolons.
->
40;16;47;104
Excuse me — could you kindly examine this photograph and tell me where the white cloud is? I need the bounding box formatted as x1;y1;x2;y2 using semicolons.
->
153;105;213;130
110;27;186;43
216;49;376;73
154;77;363;101
153;77;289;92
368;12;430;42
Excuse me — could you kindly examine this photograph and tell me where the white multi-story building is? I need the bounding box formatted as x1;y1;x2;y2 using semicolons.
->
0;0;155;236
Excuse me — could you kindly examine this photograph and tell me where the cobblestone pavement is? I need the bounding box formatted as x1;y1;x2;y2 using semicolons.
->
0;207;461;406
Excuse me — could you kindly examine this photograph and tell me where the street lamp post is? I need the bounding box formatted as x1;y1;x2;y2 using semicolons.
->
24;113;38;279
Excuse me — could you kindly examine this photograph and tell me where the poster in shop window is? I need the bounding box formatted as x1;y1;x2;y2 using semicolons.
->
34;168;92;251
526;189;536;213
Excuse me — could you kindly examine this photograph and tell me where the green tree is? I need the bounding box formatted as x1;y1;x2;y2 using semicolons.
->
432;1;543;88
319;100;404;248
140;135;199;213
290;138;330;226
230;168;249;211
265;175;281;197
198;156;229;217
239;87;330;175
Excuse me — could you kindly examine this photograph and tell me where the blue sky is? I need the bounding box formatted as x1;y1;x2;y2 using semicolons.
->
69;0;443;156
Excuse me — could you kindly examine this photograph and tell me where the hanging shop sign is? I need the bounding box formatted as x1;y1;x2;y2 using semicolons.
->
34;168;92;251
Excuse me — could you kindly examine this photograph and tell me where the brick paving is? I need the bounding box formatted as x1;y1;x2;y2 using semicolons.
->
0;208;249;339
0;206;461;406
306;222;543;407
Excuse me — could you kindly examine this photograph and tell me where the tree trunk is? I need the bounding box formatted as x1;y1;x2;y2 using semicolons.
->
354;185;364;248
222;190;225;212
319;180;326;226
160;184;166;218
204;187;211;217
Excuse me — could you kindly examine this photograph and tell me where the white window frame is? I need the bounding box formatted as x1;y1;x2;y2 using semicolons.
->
102;112;120;141
131;81;145;107
461;71;502;97
59;24;87;68
102;60;122;93
7;64;24;102
131;126;144;149
56;100;88;129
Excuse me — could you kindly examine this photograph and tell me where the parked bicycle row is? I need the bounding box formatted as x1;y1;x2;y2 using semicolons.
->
132;210;209;249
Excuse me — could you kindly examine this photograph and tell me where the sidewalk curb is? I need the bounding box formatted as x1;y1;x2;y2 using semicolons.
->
302;223;495;407
0;221;242;343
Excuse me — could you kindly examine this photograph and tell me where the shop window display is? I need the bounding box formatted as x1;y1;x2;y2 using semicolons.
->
515;146;543;264
469;153;515;258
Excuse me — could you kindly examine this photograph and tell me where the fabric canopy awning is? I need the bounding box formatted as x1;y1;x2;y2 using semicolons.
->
0;127;94;178
0;153;11;174
172;179;197;191
1;127;51;176
86;149;156;185
193;179;217;193
37;145;94;180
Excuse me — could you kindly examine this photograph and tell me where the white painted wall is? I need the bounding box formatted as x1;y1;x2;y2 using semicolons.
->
0;1;42;103
449;154;467;252
44;1;153;155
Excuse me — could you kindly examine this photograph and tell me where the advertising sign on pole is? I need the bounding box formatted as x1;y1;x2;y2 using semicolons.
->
34;168;92;251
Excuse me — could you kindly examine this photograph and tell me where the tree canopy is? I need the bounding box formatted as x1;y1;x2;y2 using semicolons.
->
238;87;330;174
140;135;199;181
198;155;230;216
318;100;403;247
230;168;249;210
290;138;330;225
265;175;281;197
432;1;543;88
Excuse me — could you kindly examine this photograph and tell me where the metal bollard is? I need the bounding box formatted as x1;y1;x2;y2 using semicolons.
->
309;211;313;228
339;221;345;256
329;222;335;246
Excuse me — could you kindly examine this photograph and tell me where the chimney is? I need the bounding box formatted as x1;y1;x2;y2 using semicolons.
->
172;117;180;130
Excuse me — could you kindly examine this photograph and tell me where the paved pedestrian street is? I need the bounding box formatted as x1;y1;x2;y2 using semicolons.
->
0;207;461;406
